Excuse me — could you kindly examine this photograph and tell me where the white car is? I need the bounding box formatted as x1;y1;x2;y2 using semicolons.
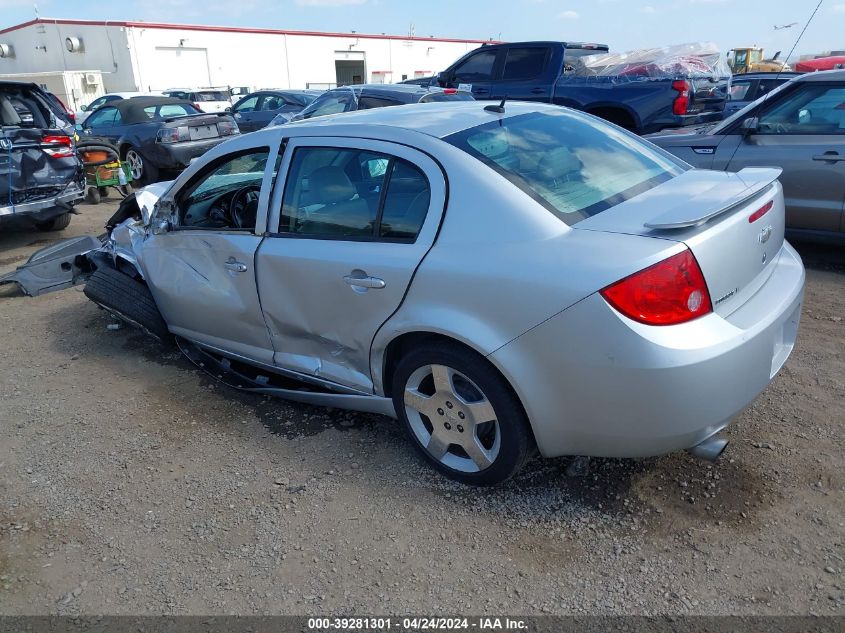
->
75;92;162;123
162;88;232;113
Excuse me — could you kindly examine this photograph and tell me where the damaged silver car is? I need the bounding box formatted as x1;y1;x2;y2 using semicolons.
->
1;102;805;485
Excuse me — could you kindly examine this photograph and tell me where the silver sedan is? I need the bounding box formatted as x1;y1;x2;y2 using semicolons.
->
3;101;806;485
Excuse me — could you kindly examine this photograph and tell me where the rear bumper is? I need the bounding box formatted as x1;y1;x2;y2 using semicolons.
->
490;242;805;458
0;185;84;220
149;138;229;170
647;110;723;134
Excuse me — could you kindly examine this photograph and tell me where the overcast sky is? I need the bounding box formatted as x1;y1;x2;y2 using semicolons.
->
1;0;842;60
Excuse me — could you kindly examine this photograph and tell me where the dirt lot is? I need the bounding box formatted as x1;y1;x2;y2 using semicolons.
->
0;199;842;616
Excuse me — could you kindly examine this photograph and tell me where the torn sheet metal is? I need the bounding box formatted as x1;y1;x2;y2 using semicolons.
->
0;234;101;296
566;42;731;81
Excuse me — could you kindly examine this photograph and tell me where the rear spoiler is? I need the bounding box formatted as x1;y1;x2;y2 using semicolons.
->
163;112;231;124
644;167;782;230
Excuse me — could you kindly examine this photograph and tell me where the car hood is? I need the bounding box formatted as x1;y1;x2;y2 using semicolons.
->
135;180;173;224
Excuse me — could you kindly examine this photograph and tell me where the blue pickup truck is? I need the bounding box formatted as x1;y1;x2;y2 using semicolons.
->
435;41;731;135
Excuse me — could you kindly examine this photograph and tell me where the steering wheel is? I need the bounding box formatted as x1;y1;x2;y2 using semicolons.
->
229;185;261;229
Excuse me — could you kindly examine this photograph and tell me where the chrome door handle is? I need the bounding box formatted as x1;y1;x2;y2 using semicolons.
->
812;153;845;162
224;258;248;273
343;274;385;289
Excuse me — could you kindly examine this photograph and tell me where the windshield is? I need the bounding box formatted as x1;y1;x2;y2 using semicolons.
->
444;110;686;226
712;76;797;132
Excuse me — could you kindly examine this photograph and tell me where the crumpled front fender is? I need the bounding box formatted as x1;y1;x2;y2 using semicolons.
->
0;234;103;296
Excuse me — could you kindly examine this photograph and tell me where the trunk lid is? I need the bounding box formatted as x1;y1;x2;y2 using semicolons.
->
574;167;785;317
163;114;231;141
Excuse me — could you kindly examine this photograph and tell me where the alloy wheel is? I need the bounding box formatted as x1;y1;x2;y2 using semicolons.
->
125;149;144;181
403;364;501;473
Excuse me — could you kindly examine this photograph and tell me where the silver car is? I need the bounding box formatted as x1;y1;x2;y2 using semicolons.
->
2;101;805;485
648;69;845;240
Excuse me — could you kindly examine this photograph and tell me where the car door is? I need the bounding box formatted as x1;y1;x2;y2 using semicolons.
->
441;47;502;100
490;45;553;102
139;143;283;363
256;137;446;391
232;94;262;133
714;82;845;233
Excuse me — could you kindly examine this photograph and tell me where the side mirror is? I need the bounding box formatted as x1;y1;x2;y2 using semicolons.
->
151;216;170;235
741;117;759;134
80;104;89;112
225;106;232;112
436;71;450;87
74;123;84;132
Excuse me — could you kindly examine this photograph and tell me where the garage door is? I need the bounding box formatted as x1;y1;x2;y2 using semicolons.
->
152;47;211;89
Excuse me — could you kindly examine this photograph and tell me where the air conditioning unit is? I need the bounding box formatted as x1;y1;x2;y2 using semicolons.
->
84;73;99;85
0;43;12;58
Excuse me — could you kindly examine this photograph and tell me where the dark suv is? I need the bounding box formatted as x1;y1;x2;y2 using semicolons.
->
1;81;83;231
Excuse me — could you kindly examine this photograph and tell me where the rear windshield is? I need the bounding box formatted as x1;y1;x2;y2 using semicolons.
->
195;91;229;101
143;104;201;120
444;110;686;225
420;91;475;103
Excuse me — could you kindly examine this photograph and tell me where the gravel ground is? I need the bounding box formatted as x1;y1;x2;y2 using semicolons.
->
0;199;843;616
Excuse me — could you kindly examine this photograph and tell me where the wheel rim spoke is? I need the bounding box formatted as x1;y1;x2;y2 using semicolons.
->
466;399;496;425
404;388;436;418
430;364;453;394
426;431;450;460
462;435;494;470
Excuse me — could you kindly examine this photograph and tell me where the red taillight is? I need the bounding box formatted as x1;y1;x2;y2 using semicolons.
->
193;102;204;112
600;249;712;326
672;79;690;116
41;134;74;158
748;200;773;223
443;88;457;94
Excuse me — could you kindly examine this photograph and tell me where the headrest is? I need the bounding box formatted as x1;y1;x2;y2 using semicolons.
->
537;147;582;182
309;166;356;204
0;97;22;126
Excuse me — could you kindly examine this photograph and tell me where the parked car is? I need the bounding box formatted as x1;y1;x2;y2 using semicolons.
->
163;88;232;113
434;41;731;134
77;96;239;184
1;80;84;232
4;101;805;485
647;69;845;241
75;92;162;124
230;90;322;133
269;84;473;126
723;72;801;118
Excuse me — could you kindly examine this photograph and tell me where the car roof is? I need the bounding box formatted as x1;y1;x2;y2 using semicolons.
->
473;40;609;50
284;100;566;139
101;97;197;123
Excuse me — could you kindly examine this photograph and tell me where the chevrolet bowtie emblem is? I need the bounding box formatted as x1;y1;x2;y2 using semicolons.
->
758;225;773;244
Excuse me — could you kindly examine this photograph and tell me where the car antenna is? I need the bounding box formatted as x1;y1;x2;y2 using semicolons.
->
484;97;507;113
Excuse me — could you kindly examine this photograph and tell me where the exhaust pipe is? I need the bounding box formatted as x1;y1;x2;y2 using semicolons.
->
687;436;728;462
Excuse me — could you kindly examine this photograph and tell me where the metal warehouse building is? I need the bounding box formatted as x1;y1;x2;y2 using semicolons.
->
0;18;490;110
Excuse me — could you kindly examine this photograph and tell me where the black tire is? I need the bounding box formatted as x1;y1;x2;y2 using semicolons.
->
98;186;110;198
35;212;72;232
84;267;170;341
85;187;101;205
124;146;159;185
391;342;534;486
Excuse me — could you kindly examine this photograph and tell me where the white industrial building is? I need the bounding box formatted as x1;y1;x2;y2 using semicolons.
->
0;17;491;109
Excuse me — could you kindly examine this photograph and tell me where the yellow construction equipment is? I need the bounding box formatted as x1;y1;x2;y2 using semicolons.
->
728;47;791;74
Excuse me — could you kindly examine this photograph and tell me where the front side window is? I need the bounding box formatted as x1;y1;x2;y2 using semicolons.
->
757;85;845;135
235;96;259;112
178;149;271;230
453;50;498;82
502;47;550;80
260;95;287;111
445;110;685;226
85;107;121;128
279;147;430;241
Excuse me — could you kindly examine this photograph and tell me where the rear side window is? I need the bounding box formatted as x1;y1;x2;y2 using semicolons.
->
358;95;403;110
196;91;228;101
729;80;753;101
502;47;550;80
453;50;498;82
295;91;356;120
444;110;685;226
279;146;430;241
